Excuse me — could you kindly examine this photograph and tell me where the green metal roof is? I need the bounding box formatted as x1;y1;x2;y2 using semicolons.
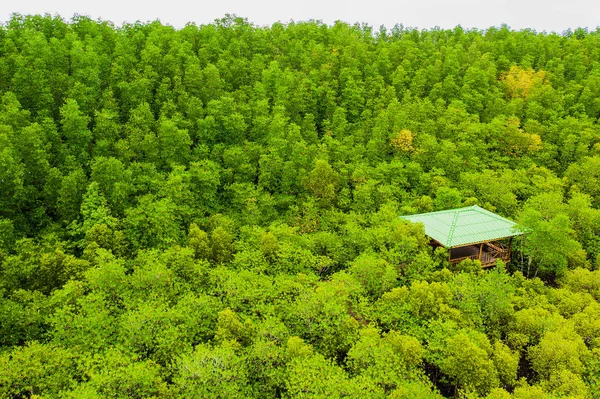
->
400;205;522;247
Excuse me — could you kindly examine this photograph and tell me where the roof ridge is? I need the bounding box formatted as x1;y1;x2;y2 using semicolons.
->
447;208;462;247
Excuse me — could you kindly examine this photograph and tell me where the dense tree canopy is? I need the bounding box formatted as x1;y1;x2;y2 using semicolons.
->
0;13;599;398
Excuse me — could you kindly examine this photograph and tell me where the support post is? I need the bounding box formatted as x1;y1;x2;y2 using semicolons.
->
448;247;452;262
508;237;513;262
479;243;483;262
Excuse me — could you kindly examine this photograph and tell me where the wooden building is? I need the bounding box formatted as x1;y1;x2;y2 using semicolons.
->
401;205;523;268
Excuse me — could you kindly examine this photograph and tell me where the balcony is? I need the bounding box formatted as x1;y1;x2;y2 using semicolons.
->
448;242;510;268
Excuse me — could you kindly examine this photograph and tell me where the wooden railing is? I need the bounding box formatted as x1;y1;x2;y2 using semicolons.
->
449;253;480;264
449;243;510;267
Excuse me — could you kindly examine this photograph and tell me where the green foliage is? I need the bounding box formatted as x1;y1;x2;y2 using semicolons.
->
426;326;499;396
215;308;255;346
519;193;587;277
528;329;589;379
0;342;78;397
304;159;341;208
492;341;520;387
347;327;426;392
187;222;210;260
123;195;183;251
348;253;397;299
172;342;252;398
286;345;377;398
0;15;600;398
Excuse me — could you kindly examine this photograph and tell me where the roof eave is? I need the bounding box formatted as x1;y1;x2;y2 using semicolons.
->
447;232;524;248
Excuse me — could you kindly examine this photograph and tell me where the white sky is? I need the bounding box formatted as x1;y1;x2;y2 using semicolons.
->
1;0;598;33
